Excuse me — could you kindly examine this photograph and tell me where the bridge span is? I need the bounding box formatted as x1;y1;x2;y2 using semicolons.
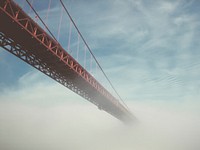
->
0;0;135;123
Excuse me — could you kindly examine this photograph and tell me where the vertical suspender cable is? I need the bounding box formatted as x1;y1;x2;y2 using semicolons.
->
90;54;92;73
21;0;26;9
68;21;72;52
45;0;52;23
76;34;80;61
95;63;97;77
57;6;64;41
28;0;34;15
84;45;86;69
26;0;58;43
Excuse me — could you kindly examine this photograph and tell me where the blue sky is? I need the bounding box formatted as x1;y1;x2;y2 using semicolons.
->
0;0;200;149
1;0;200;102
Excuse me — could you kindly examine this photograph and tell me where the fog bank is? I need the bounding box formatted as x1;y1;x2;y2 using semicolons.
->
0;71;199;150
0;99;199;150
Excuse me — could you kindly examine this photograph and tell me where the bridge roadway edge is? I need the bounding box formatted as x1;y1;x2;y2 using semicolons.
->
0;0;135;123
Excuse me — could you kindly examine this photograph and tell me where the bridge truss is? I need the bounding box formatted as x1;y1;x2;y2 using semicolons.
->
0;0;134;123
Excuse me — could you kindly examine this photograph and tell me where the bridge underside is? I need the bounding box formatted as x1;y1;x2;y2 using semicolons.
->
0;0;134;123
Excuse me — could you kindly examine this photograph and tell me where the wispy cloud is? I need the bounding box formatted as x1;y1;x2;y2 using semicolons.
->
65;0;200;101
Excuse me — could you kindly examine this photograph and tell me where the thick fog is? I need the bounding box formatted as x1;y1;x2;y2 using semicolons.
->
0;72;199;150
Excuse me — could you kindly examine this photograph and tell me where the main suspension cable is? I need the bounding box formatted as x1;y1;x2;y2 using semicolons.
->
25;0;130;110
60;0;130;110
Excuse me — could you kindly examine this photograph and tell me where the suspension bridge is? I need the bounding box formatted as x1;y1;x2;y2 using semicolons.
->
0;0;135;123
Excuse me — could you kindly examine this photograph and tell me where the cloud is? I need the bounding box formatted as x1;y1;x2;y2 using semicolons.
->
0;72;200;150
78;0;200;102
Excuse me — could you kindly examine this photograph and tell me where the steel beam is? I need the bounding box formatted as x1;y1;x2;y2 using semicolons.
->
0;0;134;123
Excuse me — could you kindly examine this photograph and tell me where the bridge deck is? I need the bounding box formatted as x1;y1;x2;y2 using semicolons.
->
0;0;134;123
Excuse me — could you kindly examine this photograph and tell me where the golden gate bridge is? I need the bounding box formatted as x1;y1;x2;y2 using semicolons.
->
0;0;135;123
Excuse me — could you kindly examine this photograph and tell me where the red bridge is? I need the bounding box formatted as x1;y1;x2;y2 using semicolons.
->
0;0;134;123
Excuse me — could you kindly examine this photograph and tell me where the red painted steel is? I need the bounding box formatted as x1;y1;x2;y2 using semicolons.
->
0;0;134;123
